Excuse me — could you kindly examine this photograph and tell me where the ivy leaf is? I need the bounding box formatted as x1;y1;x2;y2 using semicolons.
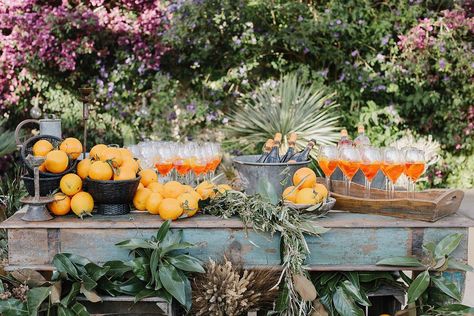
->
333;287;365;316
341;280;371;306
53;254;80;280
159;262;187;308
431;276;461;302
168;255;205;273
156;220;171;242
376;256;424;267
447;259;474;272
434;233;462;259
0;299;28;316
407;271;430;304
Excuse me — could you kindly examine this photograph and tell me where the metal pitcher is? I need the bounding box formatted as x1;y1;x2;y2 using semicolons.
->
15;118;62;146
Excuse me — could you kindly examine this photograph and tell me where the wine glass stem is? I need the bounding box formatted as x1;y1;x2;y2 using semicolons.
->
368;180;372;199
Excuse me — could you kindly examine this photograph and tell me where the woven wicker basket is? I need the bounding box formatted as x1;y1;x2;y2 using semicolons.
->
22;175;61;197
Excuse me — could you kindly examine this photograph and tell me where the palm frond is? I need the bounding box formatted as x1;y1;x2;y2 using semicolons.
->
226;73;340;159
0;119;16;157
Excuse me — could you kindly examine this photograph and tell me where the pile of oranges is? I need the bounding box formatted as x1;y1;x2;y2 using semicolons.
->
133;176;231;221
282;167;328;205
76;144;140;181
48;173;94;218
32;137;83;173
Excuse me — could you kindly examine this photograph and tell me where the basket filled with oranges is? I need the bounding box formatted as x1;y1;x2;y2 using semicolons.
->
79;144;142;216
282;167;336;216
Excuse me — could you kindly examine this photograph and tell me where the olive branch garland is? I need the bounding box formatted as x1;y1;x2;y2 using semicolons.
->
202;189;329;315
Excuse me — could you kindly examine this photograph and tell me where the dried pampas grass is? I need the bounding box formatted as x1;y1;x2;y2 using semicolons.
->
191;257;279;316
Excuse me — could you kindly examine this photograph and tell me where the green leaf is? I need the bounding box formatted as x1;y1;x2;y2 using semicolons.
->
156;220;172;242
399;271;413;285
341;280;371;307
160;242;195;256
85;262;110;281
60;282;81;307
274;282;289;312
116;277;146;296
161;230;183;249
434;233;463;259
168;255;205;273
434;304;474;313
407;271;430;304
10;269;47;288
81;274;97;291
53;254;80;280
150;249;160;290
447;259;474;272
343;272;360;289
58;302;90;316
178;269;193;311
134;289;159;303
158;263;187;308
257;178;279;205
115;238;153;250
63;254;92;267
376;256;424;267
0;299;28;316
431;276;461;301
26;286;50;315
358;272;394;283
80;283;102;303
332;286;365;316
299;222;330;235
423;242;436;257
103;260;132;279
126;257;150;282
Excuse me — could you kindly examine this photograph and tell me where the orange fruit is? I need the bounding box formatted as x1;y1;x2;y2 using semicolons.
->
100;147;123;167
137;183;144;190
88;161;113;181
60;138;83;160
33;139;53;157
282;186;298;203
158;198;183;220
133;188;151;211
77;158;92;179
60;173;83;196
293;167;317;189
162;181;185;199
118;148;134;160
178;193;199;217
89;144;108;160
189;190;202;202
113;166;136;181
44;150;69;174
121;158;139;173
38;163;47;172
313;183;329;199
296;188;322;205
71;192;94;217
139;169;158;187
147;182;164;195
182;185;194;193
146;192;163;215
48;193;71;216
195;181;216;200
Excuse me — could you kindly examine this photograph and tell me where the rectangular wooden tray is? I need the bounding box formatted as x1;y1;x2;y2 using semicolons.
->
327;180;464;222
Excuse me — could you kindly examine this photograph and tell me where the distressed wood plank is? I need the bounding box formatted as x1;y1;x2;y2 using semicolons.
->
8;229;49;265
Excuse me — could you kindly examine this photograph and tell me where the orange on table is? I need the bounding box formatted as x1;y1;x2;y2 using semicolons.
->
121;158;139;173
178;193;199;217
404;162;425;181
195;181;216;200
77;158;92;179
33;139;53;157
382;163;404;183
189;190;202;202
318;158;338;177
114;166;136;180
296;188;322;205
60;138;83;160
313;183;328;199
338;160;360;180
137;183;145;190
282;186;298;203
100;147;123;167
45;150;69;174
89;144;108;160
133;188;152;211
359;162;381;182
88;161;113;181
139;169;158;187
48;193;71;216
60;173;83;196
293;167;317;189
158;198;183;220
147;182;164;195
163;181;185;199
71;192;94;218
146;192;163;215
182;184;194;193
118;148;134;161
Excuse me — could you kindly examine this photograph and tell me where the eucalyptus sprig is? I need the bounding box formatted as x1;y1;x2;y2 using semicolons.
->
203;182;329;316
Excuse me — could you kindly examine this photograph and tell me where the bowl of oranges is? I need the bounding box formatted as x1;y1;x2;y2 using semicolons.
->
21;135;82;178
79;144;142;215
282;167;336;215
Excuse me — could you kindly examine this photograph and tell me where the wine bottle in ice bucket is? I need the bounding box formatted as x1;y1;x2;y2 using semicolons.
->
265;133;282;163
290;139;316;162
256;139;274;163
280;132;297;163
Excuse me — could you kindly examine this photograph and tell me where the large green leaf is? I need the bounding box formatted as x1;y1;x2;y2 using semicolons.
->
341;280;371;307
156;220;172;243
63;254;92;267
332;286;365;316
26;286;50;315
407;271;430;304
168;254;205;273
116;276;146;296
358;272;394;283
134;289;160;303
178;269;193;311
80;283;101;303
0;299;28;316
115;238;153;250
53;254;80;280
158;263;187;308
399;271;413;285
85;262;110;281
150;249;160;290
103;260;132;279
58;302;90;316
431;276;461;301
160;242;195;256
376;256;424;267
161;230;183;250
60;282;81;307
343;272;360;289
423;242;436;257
81;274;97;291
126;257;151;282
434;233;463;259
447;259;474;272
434;304;474;313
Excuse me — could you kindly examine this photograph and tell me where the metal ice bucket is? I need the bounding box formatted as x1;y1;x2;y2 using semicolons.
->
233;155;310;196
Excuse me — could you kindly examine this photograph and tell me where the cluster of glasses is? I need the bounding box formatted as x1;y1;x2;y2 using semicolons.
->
127;141;222;184
318;145;426;198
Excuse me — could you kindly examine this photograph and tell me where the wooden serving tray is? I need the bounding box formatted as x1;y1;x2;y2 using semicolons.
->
327;180;464;222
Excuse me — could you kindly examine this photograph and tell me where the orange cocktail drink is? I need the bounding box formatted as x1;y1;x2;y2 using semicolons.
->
338;160;360;180
155;161;173;176
404;162;425;181
381;163;404;183
359;162;381;182
319;157;338;177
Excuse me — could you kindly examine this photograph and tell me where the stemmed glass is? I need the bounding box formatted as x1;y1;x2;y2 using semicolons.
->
318;145;338;191
381;147;405;199
338;146;361;196
358;146;382;198
155;146;173;181
404;147;425;198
